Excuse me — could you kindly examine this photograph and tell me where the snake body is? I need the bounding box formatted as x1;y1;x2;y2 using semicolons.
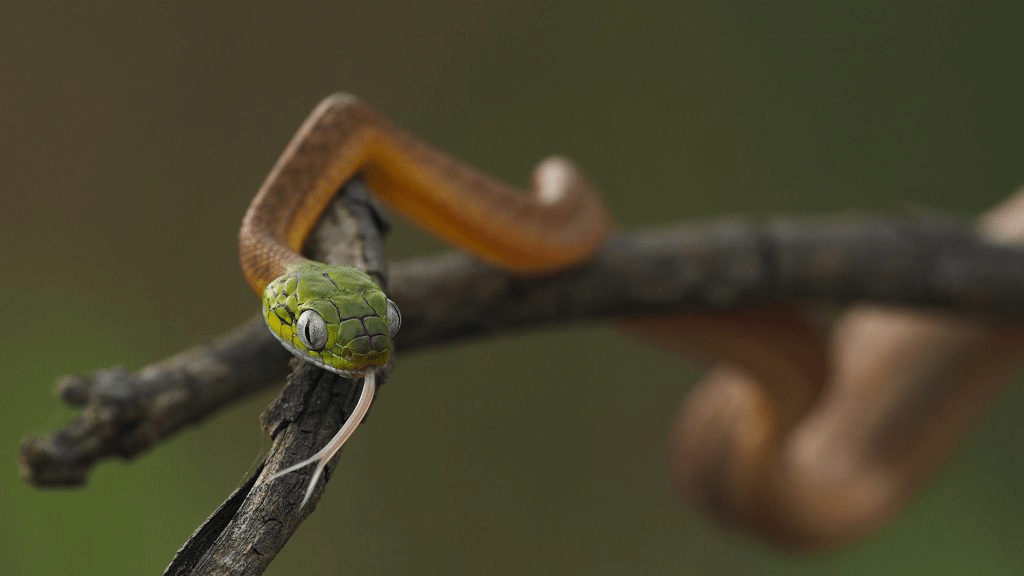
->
240;94;611;506
241;93;1022;546
240;94;611;295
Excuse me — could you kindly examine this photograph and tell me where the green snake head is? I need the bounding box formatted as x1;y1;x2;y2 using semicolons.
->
262;261;400;377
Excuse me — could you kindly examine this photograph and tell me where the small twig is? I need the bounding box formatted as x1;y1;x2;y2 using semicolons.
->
19;315;291;486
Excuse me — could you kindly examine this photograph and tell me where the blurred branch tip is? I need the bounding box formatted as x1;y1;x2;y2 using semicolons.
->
18;183;1024;573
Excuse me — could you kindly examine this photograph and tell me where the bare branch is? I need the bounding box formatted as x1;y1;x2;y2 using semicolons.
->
162;179;392;575
21;213;1024;490
18;205;1024;573
19;315;290;486
392;215;1024;350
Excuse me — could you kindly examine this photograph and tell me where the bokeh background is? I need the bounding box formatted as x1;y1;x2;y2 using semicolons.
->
3;1;1024;574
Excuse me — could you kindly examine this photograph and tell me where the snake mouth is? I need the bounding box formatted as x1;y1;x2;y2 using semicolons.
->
339;344;390;363
266;328;367;378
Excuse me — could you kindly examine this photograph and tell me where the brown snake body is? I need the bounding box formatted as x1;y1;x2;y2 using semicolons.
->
241;94;1024;547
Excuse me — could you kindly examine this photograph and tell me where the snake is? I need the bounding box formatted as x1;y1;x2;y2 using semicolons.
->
240;93;1024;546
239;94;611;506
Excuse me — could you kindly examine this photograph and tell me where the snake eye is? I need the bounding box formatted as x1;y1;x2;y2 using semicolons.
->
296;309;328;351
386;298;402;338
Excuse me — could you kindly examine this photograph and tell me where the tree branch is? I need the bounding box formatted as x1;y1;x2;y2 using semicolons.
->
19;206;1024;573
21;213;1024;489
391;214;1024;350
163;179;392;575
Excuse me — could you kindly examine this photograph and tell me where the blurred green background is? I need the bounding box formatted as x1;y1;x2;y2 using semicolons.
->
3;1;1024;574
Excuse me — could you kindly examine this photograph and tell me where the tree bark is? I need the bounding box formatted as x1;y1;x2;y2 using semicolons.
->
18;196;1024;573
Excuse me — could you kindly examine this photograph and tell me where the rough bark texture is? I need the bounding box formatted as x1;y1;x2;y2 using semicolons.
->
18;204;1024;574
167;179;391;575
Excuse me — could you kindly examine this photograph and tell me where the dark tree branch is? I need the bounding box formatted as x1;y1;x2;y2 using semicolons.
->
391;215;1024;350
18;207;1024;574
19;315;291;487
21;214;1024;489
160;179;393;575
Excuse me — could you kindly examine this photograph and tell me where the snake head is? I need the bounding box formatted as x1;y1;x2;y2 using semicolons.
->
262;261;401;377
